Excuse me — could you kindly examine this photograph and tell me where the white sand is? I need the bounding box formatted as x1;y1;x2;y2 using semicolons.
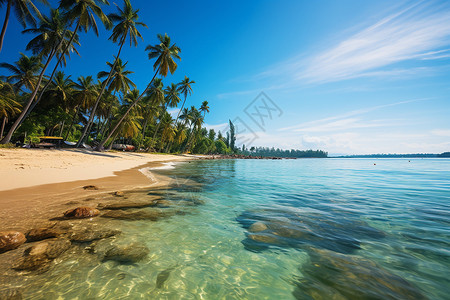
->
0;148;190;191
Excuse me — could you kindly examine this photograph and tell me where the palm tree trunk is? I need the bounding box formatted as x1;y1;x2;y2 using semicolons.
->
174;95;187;126
59;120;65;137
64;104;80;141
0;0;11;53
76;33;128;148
152;103;168;141
97;66;160;150
0;116;7;139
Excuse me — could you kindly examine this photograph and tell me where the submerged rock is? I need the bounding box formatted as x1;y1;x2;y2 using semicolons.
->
26;227;60;242
292;248;427;300
13;239;71;271
0;288;22;300
98;200;159;210
0;231;26;253
101;209;172;221
68;226;121;242
64;207;100;219
248;222;268;232
237;207;385;254
92;239;149;263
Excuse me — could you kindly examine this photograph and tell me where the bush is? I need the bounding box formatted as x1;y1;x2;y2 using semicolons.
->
0;143;15;148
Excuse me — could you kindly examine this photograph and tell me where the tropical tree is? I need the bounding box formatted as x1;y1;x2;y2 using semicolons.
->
76;0;146;147
97;33;181;150
64;75;98;140
0;0;48;52
98;58;136;95
0;80;21;139
175;76;194;124
0;53;42;92
152;82;180;140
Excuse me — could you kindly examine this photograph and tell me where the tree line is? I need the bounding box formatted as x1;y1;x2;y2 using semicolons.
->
0;0;229;153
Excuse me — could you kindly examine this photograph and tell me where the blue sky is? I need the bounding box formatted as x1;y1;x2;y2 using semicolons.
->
1;0;450;155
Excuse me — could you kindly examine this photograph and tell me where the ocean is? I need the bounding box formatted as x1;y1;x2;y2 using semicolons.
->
15;158;450;299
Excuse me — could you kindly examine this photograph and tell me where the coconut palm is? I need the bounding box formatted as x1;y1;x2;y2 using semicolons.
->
0;0;48;53
76;0;146;147
200;100;210;117
152;83;180;140
64;75;98;140
140;78;163;142
175;76;195;124
97;33;181;150
0;53;42;92
97;58;136;95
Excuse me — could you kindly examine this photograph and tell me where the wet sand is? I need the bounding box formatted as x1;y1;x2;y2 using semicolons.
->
0;152;192;232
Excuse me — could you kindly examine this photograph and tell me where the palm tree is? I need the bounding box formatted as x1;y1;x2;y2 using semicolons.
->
76;0;146;147
0;7;82;144
200;100;210;117
175;76;194;124
0;0;48;52
140;78;164;143
65;75;98;141
152;83;180;140
0;53;42;92
97;33;181;150
0;80;21;139
98;58;136;95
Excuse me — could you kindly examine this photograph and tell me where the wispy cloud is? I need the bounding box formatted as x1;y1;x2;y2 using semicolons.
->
279;98;429;132
298;1;450;83
252;1;450;86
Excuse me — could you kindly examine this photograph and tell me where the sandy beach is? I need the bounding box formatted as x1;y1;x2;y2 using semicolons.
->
0;148;190;191
0;148;194;232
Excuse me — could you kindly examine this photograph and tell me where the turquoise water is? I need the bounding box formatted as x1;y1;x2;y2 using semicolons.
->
16;158;450;299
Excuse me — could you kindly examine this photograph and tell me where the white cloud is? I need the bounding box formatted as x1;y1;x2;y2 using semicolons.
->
298;2;450;83
431;129;450;137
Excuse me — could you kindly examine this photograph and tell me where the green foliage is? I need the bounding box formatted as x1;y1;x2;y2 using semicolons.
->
0;143;15;148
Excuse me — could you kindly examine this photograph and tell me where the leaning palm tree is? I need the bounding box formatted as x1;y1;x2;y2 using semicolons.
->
0;53;42;92
140;78;164;142
0;0;48;52
0;8;81;143
76;0;146;147
97;33;181;150
175;76;195;124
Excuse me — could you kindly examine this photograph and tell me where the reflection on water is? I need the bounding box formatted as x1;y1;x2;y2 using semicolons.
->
0;159;449;299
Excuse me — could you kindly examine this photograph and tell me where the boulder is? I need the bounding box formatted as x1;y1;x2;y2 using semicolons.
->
112;191;124;197
64;207;100;219
99;200;158;210
101;210;170;221
13;239;71;271
248;222;268;232
69;227;121;242
93;239;149;263
26;227;60;242
0;231;26;253
83;185;99;190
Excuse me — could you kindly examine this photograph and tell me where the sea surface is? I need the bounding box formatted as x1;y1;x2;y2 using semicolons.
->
11;159;450;299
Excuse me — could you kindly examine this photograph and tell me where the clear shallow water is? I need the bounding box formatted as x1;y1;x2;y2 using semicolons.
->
12;159;450;299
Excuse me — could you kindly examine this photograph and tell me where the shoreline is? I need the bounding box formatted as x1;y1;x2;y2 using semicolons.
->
0;149;194;232
0;148;192;191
